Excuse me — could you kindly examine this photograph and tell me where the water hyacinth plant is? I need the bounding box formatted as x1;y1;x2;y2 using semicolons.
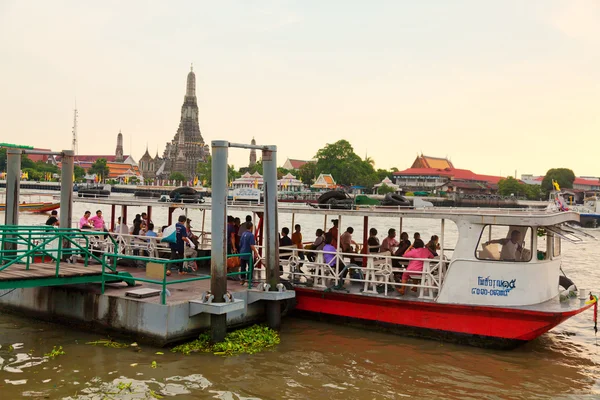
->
172;325;280;356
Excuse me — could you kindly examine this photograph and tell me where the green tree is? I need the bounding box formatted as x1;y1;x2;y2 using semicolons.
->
541;168;575;194
277;167;291;180
297;161;317;185
525;184;542;200
248;159;263;175
377;183;396;195
74;165;86;180
314;140;378;186
0;148;6;171
228;164;241;182
88;158;110;180
196;157;212;186
169;172;186;182
498;177;524;197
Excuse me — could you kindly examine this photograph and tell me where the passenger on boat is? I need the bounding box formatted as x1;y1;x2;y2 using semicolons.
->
279;227;293;247
145;223;157;238
426;235;440;257
322;233;362;287
380;228;399;253
45;210;59;227
397;239;434;295
414;232;421;241
143;223;157;257
367;228;380;253
227;216;236;254
234;217;241;249
186;218;199;246
306;229;325;262
113;217;129;234
392;232;411;269
171;215;195;275
141;212;152;227
239;221;259;285
328;219;339;248
291;224;305;260
340;227;359;253
89;210;107;231
79;211;92;229
485;230;523;261
237;215;252;240
131;220;143;256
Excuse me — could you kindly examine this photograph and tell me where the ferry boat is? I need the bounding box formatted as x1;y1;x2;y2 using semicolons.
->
71;196;595;349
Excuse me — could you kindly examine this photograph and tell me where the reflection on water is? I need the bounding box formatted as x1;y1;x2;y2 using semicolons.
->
1;199;600;398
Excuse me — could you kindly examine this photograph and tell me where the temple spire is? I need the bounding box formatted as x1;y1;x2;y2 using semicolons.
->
186;65;196;97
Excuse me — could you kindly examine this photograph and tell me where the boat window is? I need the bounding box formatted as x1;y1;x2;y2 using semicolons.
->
536;228;550;261
554;234;561;257
476;225;533;262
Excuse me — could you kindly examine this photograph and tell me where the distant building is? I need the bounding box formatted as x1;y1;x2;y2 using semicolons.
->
521;174;600;191
392;155;503;194
311;173;336;190
278;172;305;192
232;171;263;190
157;65;209;180
282;158;313;171
69;131;142;181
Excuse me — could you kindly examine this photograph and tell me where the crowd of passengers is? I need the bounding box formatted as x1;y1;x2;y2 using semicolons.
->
278;218;442;295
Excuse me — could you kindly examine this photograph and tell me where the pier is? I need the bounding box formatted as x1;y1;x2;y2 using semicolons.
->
0;142;295;345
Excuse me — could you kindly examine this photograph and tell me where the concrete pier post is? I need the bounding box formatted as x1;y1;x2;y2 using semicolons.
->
210;140;229;343
59;150;74;230
262;146;281;329
4;149;22;227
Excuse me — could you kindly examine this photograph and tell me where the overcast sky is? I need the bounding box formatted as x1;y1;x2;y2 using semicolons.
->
1;1;598;177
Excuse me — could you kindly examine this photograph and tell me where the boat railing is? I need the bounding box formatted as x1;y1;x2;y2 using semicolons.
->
252;245;448;300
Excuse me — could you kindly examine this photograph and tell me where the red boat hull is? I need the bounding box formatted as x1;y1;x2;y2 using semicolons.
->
293;288;593;349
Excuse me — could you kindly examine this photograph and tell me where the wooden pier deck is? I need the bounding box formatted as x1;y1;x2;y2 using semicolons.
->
0;262;131;290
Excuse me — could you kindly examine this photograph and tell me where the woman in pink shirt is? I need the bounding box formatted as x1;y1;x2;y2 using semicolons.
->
397;239;434;295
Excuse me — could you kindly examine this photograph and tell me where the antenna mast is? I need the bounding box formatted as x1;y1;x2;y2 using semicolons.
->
71;107;78;157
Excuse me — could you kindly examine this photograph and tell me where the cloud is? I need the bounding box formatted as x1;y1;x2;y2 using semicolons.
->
549;0;600;41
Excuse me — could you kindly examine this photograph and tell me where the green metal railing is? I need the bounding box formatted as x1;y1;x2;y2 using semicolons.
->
0;225;132;289
100;251;254;305
0;225;254;305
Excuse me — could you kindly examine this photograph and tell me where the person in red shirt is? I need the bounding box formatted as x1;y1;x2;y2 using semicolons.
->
327;219;339;248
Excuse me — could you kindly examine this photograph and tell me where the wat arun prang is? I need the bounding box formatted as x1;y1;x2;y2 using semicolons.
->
148;66;210;181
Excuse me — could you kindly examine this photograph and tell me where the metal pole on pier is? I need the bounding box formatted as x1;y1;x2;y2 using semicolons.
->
59;150;74;230
4;149;22;227
210;140;229;343
262;145;281;330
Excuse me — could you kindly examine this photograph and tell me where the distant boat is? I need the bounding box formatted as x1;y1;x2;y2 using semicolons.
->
0;192;60;213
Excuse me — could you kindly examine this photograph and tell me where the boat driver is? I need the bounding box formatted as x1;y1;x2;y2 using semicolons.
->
485;230;523;261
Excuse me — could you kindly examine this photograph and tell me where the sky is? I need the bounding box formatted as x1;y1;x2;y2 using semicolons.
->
0;0;598;177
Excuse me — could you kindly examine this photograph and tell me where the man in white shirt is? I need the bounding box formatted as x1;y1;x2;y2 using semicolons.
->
113;217;129;235
486;230;523;261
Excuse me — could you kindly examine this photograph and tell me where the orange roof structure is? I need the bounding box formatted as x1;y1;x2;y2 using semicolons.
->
411;155;454;169
311;173;336;189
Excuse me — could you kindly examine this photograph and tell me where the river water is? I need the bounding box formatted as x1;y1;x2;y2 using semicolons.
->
1;194;600;399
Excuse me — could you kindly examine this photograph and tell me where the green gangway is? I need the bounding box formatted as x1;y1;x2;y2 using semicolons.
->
0;225;134;290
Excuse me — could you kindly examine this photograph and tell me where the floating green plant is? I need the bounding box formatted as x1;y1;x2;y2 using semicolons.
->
44;346;65;359
171;325;280;356
86;339;129;349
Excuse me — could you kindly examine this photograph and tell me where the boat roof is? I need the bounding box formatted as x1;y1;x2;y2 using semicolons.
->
74;197;580;226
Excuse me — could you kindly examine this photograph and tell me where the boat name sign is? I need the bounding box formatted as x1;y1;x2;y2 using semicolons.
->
471;276;517;297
